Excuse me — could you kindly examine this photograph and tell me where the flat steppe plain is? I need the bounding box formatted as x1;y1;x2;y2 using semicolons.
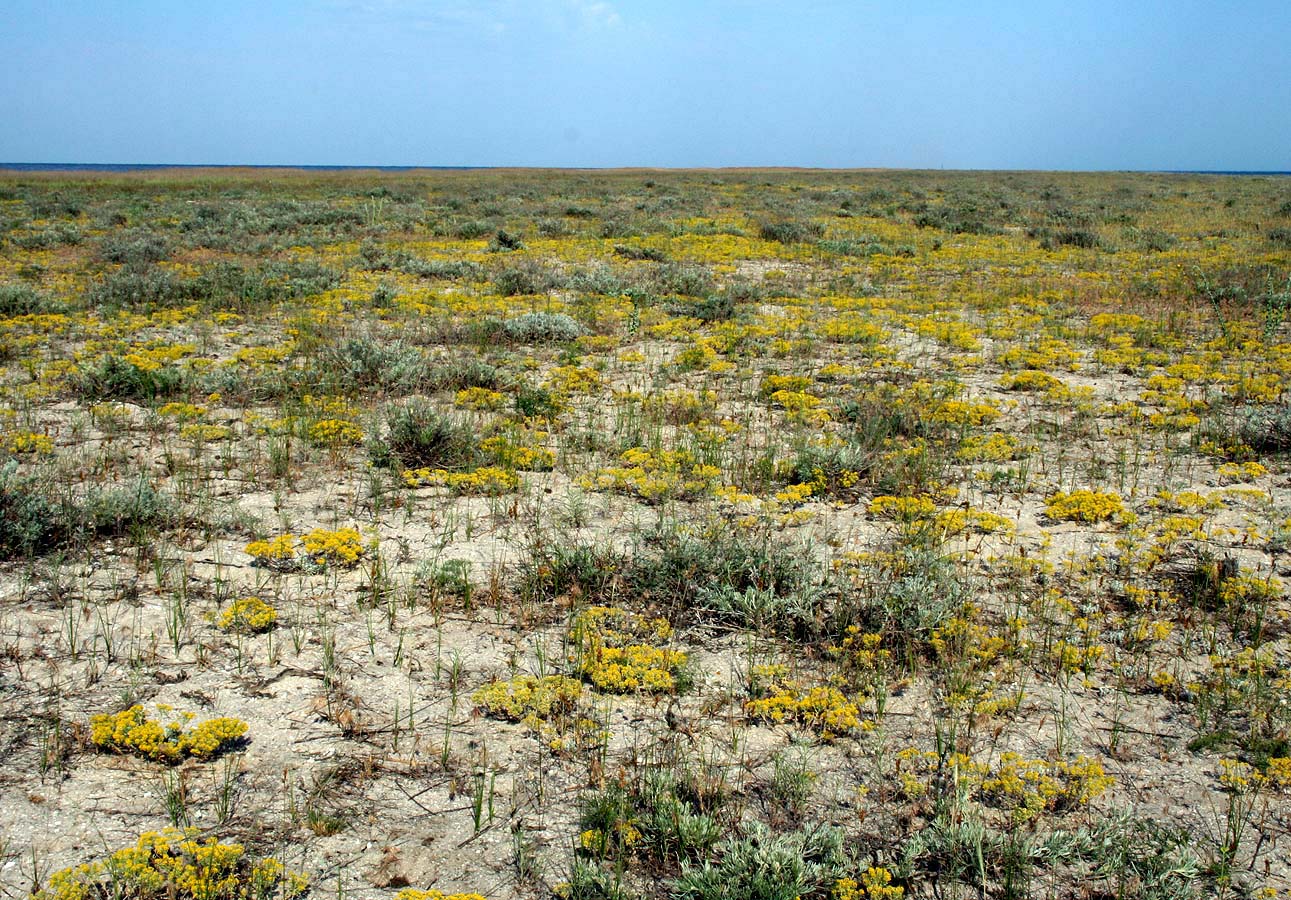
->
1;169;1290;900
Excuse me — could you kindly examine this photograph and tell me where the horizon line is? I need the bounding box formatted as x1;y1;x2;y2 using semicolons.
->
2;162;1289;177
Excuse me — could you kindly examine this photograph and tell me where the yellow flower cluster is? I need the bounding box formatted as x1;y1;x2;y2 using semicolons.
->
817;362;862;381
980;753;1114;821
1267;757;1291;790
929;609;1009;666
774;482;817;506
546;364;602;396
579;822;642;857
835;868;904;900
746;684;864;739
234;343;294;367
301;527;367;566
472;675;583;730
217;597;277;634
1219;758;1263;793
1089;312;1146;334
933;507;1015;538
928;398;1000;427
301;394;357;419
307;417;364;447
585;644;687;693
821;315;888;345
244;533;297;562
246;529;368;568
1111;514;1210;577
454;386;508;410
1217;461;1267;483
768;389;822;412
1049;640;1105;675
869;495;937;522
1229;373;1283;403
927;607;1023;716
1218;574;1283;606
643;387;718;424
3;430;53;454
769;388;831;424
33;828;308;900
1205;646;1277;693
571;606;686;693
403;465;521;495
1151;490;1219;513
89;705;248;763
997;338;1079;370
1044;489;1127;523
1129;618;1173;647
999;369;1064;392
759;373;813;397
157;402;207;420
120;342;197;372
746;665;865;739
829;628;891;689
889;747;981;800
673;339;723;371
179;423;230;442
957;432;1025;462
581;447;721;503
396;891;488;900
479;434;554;470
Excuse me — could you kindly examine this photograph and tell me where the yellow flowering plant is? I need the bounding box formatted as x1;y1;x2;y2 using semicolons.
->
4;430;54;455
33;828;308;900
569;606;688;694
979;753;1115;821
246;528;369;569
89;705;248;763
217;596;278;634
473;674;583;730
1044;489;1129;524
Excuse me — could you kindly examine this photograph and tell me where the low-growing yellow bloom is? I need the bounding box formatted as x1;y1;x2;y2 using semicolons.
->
245;533;296;562
404;465;521;495
179;423;231;441
396;891;488;900
1045;489;1127;524
217;597;277;634
454;386;508;410
308;417;364;447
3;430;54;454
89;706;247;763
980;753;1114;821
34;828;306;900
473;675;582;729
571;606;686;694
301;527;367;566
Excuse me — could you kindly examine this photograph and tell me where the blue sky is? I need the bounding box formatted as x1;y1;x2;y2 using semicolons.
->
1;1;1288;169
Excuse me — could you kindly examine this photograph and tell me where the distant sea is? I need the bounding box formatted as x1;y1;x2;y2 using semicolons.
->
0;163;484;172
1163;171;1291;176
0;163;1287;175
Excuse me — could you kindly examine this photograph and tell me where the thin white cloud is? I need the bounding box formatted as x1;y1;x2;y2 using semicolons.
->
325;0;621;33
575;1;621;29
324;0;512;32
